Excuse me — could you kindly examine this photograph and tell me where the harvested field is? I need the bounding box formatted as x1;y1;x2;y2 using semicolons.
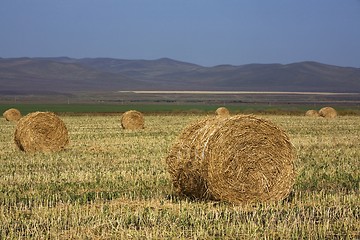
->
0;114;359;239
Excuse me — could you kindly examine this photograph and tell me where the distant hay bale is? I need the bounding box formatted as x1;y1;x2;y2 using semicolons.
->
215;107;230;117
166;115;296;204
3;108;22;122
305;110;319;117
14;111;69;153
121;110;145;130
319;107;337;118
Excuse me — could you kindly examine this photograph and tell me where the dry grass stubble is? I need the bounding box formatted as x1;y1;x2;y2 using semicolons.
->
0;114;359;239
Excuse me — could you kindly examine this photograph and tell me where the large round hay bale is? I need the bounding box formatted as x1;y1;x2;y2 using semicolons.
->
215;107;230;117
166;117;219;200
319;107;337;118
305;110;319;117
166;115;296;204
121;110;145;130
3;108;22;121
14;111;69;153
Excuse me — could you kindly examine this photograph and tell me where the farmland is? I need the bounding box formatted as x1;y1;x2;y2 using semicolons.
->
1;102;360;117
0;113;359;238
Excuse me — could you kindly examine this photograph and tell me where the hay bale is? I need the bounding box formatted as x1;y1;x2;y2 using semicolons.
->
3;108;22;121
166;115;296;204
14;111;69;153
215;107;230;117
121;110;145;130
319;107;337;118
166;117;219;200
305;110;319;117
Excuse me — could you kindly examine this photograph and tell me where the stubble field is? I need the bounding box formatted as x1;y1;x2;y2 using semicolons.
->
0;113;359;239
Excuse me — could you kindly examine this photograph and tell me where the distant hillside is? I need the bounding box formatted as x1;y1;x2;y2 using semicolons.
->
1;57;360;94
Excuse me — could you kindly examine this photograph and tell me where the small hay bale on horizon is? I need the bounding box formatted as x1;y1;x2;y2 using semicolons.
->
305;109;320;117
319;107;337;118
14;111;69;153
121;110;145;130
215;107;230;117
3;108;22;122
166;114;296;204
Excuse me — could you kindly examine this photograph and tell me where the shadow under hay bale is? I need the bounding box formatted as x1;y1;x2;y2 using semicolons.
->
14;111;69;153
3;108;22;122
121;110;145;130
319;107;337;118
215;107;230;117
166;114;296;204
305;110;320;117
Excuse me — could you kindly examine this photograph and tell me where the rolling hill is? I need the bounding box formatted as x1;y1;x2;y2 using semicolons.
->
1;57;360;95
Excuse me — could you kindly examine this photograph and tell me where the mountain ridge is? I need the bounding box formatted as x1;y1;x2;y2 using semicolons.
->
1;57;359;94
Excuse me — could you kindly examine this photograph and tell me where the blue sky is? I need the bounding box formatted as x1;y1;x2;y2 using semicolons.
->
1;0;360;67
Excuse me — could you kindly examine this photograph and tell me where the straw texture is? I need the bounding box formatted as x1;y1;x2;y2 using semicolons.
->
14;111;69;153
215;107;230;117
3;108;22;122
166;114;296;204
305;110;320;117
121;110;145;130
319;107;337;118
